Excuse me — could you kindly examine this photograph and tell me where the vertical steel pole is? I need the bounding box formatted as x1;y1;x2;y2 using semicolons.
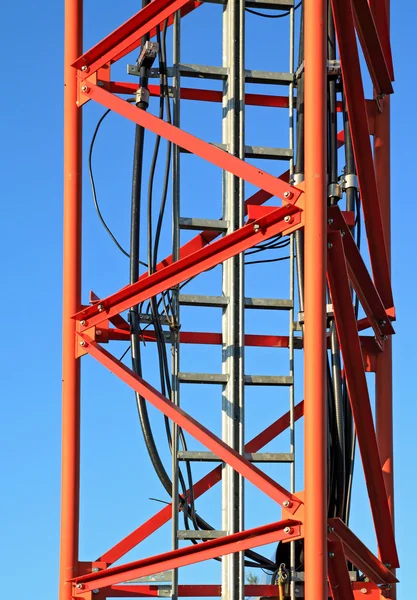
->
171;11;181;600
371;1;395;593
304;0;327;598
59;0;82;599
222;2;245;600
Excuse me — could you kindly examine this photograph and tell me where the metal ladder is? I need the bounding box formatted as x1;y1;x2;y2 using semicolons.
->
167;2;298;600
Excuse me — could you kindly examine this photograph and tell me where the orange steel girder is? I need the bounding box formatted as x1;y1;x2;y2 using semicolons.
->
60;0;399;599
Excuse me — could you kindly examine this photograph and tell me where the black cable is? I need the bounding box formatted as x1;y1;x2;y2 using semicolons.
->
245;255;290;265
245;1;302;19
88;106;147;267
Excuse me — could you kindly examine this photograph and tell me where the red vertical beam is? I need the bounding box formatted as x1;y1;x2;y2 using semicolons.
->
59;0;82;598
304;0;328;597
371;0;396;591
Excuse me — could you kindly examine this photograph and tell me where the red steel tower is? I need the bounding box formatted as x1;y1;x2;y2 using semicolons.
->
60;1;398;599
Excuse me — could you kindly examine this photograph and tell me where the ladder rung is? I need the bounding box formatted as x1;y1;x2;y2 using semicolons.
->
179;294;229;307
245;145;293;160
177;530;227;540
178;373;293;385
178;451;294;463
203;0;295;8
179;217;228;232
179;295;293;310
244;375;293;386
245;297;293;310
178;372;229;384
180;143;292;161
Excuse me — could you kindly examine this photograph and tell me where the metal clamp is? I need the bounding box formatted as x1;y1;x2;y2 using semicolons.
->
327;59;341;76
136;41;159;70
342;174;359;190
135;87;150;107
328;183;343;200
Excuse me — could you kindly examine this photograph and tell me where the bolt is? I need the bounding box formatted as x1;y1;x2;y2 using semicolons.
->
295;589;300;594
328;552;335;558
282;500;292;508
284;215;292;223
98;304;104;312
341;230;345;236
76;583;84;590
80;340;86;347
97;80;104;87
253;224;260;233
360;588;367;594
328;243;333;249
81;65;88;72
92;567;100;572
379;319;387;327
284;191;293;199
328;218;334;225
80;319;86;326
93;590;100;595
96;329;102;336
284;527;292;534
81;85;89;93
328;526;334;533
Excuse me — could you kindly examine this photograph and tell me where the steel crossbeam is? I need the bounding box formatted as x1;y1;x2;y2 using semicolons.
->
72;519;302;593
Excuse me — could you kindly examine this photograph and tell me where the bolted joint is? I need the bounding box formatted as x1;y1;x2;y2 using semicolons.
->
328;242;333;250
253;223;260;233
97;304;104;312
283;526;293;534
76;583;84;590
92;567;100;573
360;589;367;595
328;552;335;558
81;85;89;94
93;590;100;595
327;218;333;226
328;526;334;534
283;191;293;200
284;215;293;224
282;500;292;508
80;319;86;326
79;340;86;347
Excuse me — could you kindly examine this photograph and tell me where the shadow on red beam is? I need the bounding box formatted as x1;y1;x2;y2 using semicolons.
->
98;401;304;565
106;585;279;598
329;518;398;586
327;234;399;568
73;520;302;593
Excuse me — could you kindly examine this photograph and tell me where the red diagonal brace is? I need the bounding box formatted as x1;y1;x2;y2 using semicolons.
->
73;519;301;593
328;519;398;586
328;540;354;600
99;401;304;565
327;232;398;568
328;206;394;340
331;0;393;308
352;0;393;95
80;85;301;206
81;336;302;513
74;203;301;328
73;0;192;73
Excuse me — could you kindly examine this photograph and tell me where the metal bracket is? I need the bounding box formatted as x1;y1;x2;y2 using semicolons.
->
136;41;159;70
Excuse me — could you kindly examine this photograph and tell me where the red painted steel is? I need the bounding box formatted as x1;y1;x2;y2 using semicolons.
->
327;233;398;568
328;519;398;586
328;540;355;600
80;85;301;205
106;585;280;598
81;336;302;511
331;0;393;309
99;401;304;565
59;1;82;599
73;0;191;72
304;0;328;597
73;520;301;593
352;0;393;95
328;206;394;342
74;204;301;328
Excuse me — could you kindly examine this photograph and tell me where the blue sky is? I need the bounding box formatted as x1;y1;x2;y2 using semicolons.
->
1;2;416;599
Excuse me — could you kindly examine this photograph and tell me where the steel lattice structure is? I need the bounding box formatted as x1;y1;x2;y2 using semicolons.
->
60;1;398;599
